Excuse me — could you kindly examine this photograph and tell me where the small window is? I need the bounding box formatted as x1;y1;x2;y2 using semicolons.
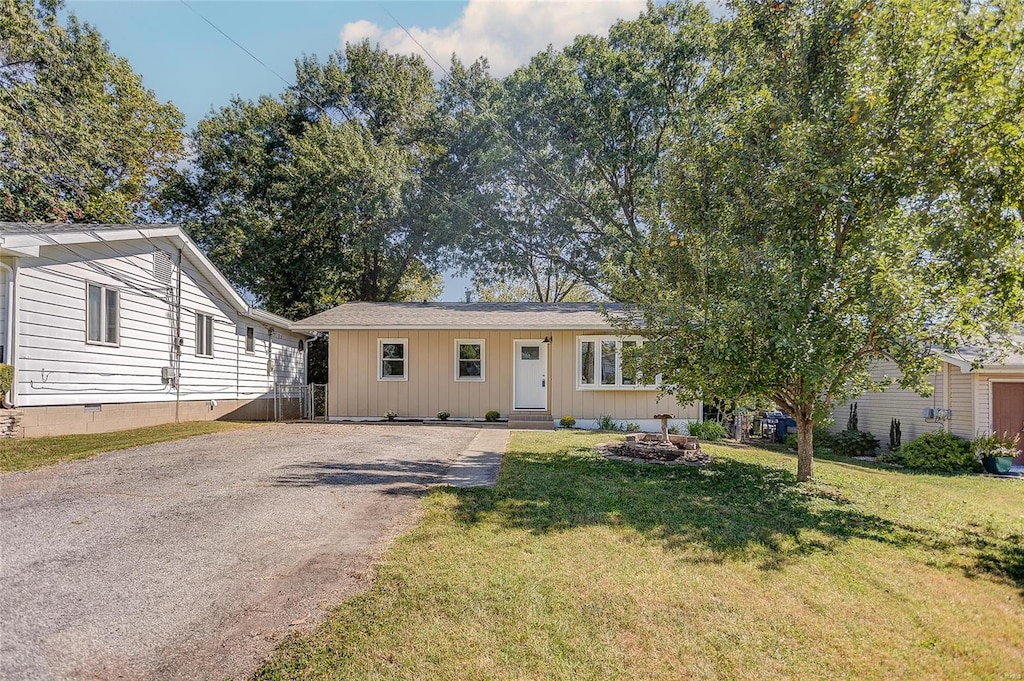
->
245;326;255;353
196;313;214;357
379;339;408;381
86;283;119;346
455;340;485;381
520;346;540;360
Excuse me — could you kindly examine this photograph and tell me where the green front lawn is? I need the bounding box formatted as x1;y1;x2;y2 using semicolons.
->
0;420;253;473
259;432;1024;680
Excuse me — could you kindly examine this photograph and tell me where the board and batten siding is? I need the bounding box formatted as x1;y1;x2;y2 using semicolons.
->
13;236;304;407
328;328;698;421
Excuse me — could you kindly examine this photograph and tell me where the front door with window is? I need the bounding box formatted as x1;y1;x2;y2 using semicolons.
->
514;340;547;410
992;382;1024;464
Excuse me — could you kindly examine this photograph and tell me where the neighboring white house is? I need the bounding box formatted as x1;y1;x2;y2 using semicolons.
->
829;342;1024;467
0;222;311;437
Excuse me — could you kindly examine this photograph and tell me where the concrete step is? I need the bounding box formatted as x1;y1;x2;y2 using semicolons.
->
508;419;555;430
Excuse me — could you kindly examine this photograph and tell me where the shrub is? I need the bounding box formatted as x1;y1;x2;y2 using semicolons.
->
0;364;11;397
667;426;681;435
484;410;500;422
437;410;450;421
625;422;641;433
559;414;576;429
689;420;727;441
813;427;835;448
831;429;879;457
383;410;397;421
896;431;978;473
785;433;798;450
596;415;619;431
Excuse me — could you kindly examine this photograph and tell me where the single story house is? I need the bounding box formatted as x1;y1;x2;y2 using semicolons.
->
0;222;310;437
293;302;700;430
830;342;1024;466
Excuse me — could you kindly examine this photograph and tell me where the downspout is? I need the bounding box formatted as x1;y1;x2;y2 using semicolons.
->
174;248;183;424
944;362;952;434
266;326;275;421
2;261;17;408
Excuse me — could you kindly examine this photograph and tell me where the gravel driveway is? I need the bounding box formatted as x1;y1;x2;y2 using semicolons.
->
0;423;480;680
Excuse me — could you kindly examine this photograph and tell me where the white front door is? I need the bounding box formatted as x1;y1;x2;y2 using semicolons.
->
514;340;547;410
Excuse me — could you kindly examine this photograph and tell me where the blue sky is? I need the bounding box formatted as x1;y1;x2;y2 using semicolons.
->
63;1;659;300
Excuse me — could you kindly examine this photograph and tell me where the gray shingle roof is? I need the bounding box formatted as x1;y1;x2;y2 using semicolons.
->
294;301;623;330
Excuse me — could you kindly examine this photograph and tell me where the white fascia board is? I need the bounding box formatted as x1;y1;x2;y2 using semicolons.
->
246;308;313;336
935;351;975;373
0;244;39;257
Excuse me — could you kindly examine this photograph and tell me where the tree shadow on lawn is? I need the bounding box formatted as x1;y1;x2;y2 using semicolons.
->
445;450;1024;594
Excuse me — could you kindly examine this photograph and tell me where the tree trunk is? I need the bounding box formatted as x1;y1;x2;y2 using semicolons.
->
795;406;814;482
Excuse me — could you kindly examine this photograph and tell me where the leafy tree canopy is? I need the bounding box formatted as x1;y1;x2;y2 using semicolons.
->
0;0;184;222
166;42;449;319
613;0;1024;481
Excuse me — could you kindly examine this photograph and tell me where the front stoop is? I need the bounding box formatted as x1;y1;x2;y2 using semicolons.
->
508;411;554;430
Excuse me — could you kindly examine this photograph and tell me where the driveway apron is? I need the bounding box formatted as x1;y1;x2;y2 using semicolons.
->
0;423;480;680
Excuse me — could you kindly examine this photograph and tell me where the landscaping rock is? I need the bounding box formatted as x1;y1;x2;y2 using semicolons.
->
595;440;711;466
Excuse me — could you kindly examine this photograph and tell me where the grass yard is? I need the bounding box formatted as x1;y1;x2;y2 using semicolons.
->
0;420;253;473
259;431;1024;680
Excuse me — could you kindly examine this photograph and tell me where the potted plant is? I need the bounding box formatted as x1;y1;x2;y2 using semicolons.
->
384;410;398;422
437;410;450;421
973;432;1019;475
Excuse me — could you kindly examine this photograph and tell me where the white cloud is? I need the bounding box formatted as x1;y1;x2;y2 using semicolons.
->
339;0;649;76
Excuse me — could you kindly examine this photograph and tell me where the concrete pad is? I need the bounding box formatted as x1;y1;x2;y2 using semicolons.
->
442;429;509;488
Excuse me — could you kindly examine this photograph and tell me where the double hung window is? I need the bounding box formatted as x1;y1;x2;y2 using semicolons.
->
86;283;119;346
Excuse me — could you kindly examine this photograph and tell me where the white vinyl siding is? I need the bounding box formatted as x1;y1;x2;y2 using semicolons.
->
12;236;306;407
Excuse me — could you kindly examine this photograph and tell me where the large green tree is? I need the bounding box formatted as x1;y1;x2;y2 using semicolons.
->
444;2;714;297
0;0;183;222
614;0;1024;481
167;42;446;320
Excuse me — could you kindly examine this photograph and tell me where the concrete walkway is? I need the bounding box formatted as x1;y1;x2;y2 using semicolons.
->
441;429;509;488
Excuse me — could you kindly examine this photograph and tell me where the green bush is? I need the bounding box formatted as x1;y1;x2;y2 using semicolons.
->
0;363;11;397
559;414;576;429
596;415;620;431
667;425;681;435
484;410;500;422
625;422;641;433
437;410;450;421
688;420;727;441
896;431;979;473
831;429;879;457
785;433;798;450
813;427;835;448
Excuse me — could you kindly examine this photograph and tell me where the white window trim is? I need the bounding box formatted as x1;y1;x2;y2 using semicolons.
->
454;339;486;382
85;282;120;347
378;338;409;382
245;326;255;354
576;335;658;391
196;312;215;358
